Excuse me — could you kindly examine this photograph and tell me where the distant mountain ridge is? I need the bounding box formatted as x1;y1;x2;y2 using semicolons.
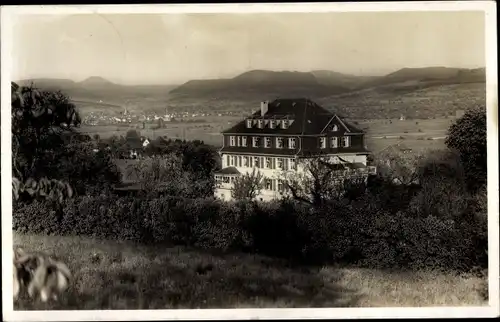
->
168;66;485;101
18;66;485;102
16;77;178;108
16;66;486;119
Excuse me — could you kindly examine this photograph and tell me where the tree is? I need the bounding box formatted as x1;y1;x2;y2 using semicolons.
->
231;168;264;201
445;106;487;192
11;81;120;201
374;149;423;186
281;156;367;207
125;154;208;198
410;149;471;219
11;82;80;202
125;129;141;141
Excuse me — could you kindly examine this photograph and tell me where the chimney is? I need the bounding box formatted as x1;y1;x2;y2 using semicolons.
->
260;101;269;116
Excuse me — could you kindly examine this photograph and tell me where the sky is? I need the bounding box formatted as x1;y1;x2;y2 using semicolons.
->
11;11;485;85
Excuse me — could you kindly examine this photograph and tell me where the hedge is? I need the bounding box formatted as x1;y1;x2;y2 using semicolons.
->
13;195;487;272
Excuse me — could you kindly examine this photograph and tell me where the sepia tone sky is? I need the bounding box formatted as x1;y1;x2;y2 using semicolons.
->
12;11;485;85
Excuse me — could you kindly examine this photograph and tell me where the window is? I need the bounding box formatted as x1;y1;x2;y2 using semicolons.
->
270;120;276;129
243;156;249;167
289;138;296;149
237;136;241;146
242;136;247;147
230;136;236;146
264;137;271;148
331;124;338;132
319;137;327;149
246;119;252;128
330;137;338;148
277;158;284;170
276;137;284;149
237;156;242;167
265;178;273;190
281;120;289;129
230;155;235;166
252;137;259;147
342;136;350;147
254;157;260;168
226;155;230;167
265;157;272;169
258;119;264;129
277;180;284;192
289;158;297;170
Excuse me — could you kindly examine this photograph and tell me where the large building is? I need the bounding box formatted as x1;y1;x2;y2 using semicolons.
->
214;98;376;201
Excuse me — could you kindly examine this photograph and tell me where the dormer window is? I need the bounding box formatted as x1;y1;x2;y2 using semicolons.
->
246;119;252;128
270;120;276;129
276;137;284;149
258;119;264;129
331;124;338;132
229;136;236;147
242;136;247;147
281;120;289;129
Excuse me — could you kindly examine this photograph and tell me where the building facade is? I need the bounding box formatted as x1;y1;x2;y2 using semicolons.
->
214;98;376;201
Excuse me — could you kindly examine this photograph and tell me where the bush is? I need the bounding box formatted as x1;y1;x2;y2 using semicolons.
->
13;188;487;273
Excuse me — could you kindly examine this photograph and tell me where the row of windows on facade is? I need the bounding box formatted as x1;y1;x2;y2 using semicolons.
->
229;135;351;149
226;155;297;170
245;118;295;129
216;175;287;192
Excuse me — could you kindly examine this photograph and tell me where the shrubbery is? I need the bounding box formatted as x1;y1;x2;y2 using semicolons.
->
13;188;487;273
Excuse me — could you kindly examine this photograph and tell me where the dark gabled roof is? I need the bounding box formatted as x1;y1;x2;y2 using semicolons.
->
340;118;364;133
222;98;335;135
214;167;241;175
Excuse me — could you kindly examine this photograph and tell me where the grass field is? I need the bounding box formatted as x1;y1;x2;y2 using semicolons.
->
13;233;487;310
79;116;453;152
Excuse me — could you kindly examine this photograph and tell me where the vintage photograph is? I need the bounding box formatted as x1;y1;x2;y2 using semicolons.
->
1;2;498;319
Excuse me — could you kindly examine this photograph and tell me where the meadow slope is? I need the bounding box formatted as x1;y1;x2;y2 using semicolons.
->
14;233;487;310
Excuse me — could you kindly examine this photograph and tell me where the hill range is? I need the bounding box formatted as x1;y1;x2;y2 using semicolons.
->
17;66;486;119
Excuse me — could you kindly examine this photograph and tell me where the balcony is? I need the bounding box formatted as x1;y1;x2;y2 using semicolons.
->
214;166;241;190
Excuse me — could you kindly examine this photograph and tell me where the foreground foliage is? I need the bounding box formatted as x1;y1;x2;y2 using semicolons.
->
14;184;487;273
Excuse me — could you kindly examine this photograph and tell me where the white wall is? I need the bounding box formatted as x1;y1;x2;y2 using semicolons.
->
216;152;370;201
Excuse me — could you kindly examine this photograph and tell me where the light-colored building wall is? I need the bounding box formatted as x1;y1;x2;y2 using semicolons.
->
214;152;373;202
